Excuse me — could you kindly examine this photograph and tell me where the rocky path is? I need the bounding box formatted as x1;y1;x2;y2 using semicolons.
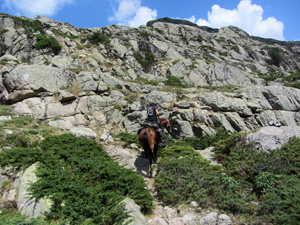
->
103;142;233;225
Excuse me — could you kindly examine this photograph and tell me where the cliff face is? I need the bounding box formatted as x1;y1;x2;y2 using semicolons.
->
1;14;300;137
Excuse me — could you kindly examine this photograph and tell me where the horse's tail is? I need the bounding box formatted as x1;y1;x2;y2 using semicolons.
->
142;131;150;154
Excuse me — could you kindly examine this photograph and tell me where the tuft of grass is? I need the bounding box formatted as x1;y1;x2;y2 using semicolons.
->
114;132;140;147
67;81;82;96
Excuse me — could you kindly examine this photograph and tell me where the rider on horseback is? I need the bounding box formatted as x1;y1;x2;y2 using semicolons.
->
146;103;165;142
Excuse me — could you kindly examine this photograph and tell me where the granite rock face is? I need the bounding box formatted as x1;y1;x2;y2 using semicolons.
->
0;14;300;137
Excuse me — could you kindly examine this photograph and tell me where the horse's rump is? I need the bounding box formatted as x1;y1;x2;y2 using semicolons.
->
139;127;158;164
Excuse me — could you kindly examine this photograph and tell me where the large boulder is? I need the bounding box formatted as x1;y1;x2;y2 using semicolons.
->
2;65;75;102
248;126;300;151
146;91;177;109
121;198;148;225
243;86;300;111
199;92;253;117
13;164;52;218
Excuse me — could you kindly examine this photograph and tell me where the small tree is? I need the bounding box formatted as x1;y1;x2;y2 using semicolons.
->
268;47;282;67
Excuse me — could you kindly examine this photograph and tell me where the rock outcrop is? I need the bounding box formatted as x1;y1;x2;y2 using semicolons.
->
1;14;299;138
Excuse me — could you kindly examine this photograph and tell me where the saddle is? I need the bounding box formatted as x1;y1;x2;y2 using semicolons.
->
137;121;163;137
141;121;159;129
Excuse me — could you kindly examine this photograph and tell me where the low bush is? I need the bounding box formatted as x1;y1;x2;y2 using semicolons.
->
13;17;45;36
180;129;230;150
0;134;153;224
155;132;300;224
158;145;199;159
268;47;283;67
155;155;251;213
134;51;155;70
86;32;110;46
114;132;140;147
35;34;62;55
0;209;51;225
164;75;185;87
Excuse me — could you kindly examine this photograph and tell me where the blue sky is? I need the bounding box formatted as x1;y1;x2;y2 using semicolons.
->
1;0;299;41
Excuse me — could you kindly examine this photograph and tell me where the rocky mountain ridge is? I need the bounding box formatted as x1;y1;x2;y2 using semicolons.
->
1;14;300;137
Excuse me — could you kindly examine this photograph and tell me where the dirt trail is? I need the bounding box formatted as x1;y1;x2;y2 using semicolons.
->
103;143;182;222
102;142;229;224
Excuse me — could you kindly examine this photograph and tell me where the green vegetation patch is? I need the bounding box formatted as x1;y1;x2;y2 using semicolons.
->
85;32;111;46
155;132;300;224
0;134;153;224
177;129;230;150
13;17;45;36
134;51;155;70
35;34;62;55
268;47;283;67
0;209;53;225
164;75;185;87
114;132;140;147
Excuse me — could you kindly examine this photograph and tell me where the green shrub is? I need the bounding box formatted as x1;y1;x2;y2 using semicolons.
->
254;172;281;194
35;34;61;55
86;32;110;46
155;156;212;206
257;175;300;224
279;136;300;175
13;17;45;36
181;130;230;150
134;51;155;70
231;45;240;53
158;145;200;159
139;31;156;38
0;209;51;225
284;82;300;89
131;75;158;86
155;155;249;213
0;29;9;36
219;51;228;57
213;134;300;223
268;47;282;67
114;132;140;147
284;72;300;82
0;134;153;224
164;75;184;87
156;133;300;223
0;104;12;116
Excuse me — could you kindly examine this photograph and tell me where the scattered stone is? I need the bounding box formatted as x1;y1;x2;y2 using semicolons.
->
48;119;74;130
71;127;97;139
189;201;199;208
199;212;218;225
218;214;232;225
148;217;168;225
169;217;187;225
100;130;114;143
1;146;12;151
0;115;11;121
121;198;148;225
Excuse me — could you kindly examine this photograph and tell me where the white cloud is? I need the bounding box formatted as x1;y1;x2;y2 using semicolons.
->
184;15;196;23
3;0;74;17
128;7;157;27
196;0;284;40
109;0;157;27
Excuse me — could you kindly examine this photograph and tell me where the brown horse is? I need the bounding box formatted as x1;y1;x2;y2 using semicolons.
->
138;118;172;177
160;118;172;133
138;127;160;177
